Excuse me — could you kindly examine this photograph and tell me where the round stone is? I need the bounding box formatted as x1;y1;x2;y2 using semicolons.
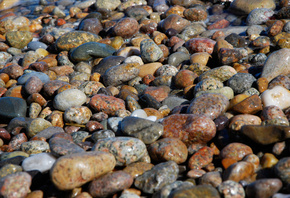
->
53;89;87;111
64;106;92;125
22;153;56;173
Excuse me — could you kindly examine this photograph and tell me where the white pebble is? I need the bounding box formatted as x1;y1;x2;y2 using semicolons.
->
261;86;290;110
22;153;56;173
124;55;144;65
53;89;87;111
130;109;147;118
146;116;157;121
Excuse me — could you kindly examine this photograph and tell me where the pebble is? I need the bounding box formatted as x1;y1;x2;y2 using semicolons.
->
246;8;274;25
220;143;253;162
140;39;163;63
22;153;56;173
92;137;147;166
123;162;154;178
162;114;216;146
27;41;48;50
64;106;92;124
134;161;179;194
218;180;245;198
261;86;290;110
50;151;116;190
0;97;27;121
246;179;282;198
148;137;187;164
6;31;32;49
229;0;276;15
21;140;50;154
223;161;255;182
89;171;133;197
170;185;221;198
188;146;214;170
53;89;87;111
227;73;256;94
120;116;163;144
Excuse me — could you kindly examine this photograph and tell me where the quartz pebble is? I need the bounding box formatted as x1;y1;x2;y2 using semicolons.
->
22;153;56;173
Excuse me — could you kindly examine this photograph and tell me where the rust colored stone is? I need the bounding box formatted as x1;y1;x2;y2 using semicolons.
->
232;94;263;114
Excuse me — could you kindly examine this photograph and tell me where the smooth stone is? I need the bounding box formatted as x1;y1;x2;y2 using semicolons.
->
168;52;190;67
70;42;116;62
232;94;263;114
92;137;147;166
152;181;194;198
130;109;147;118
138;62;162;78
187;93;229;120
227;73;256;94
92;56;125;75
220;143;253;161
71;131;89;144
102;62;140;87
170;185;221;198
0;151;29;161
6;31;33;49
56;31;101;51
194;77;224;94
50;151;116;190
0;97;27;120
95;0;121;10
261;86;290;110
0;164;22;179
113;17;139;39
185;38;216;54
148;137;188;164
134;161;179;194
241;125;290;145
246;179;282;198
229;0;276;15
107;117;123;133
0;172;31;198
199;66;237;82
17;71;50;85
188;146;214;170
275;157;290;183
27;41;48;50
201;26;249;38
24;76;43;95
195;87;234;100
223;161;255;182
146;116;158;121
74;0;96;9
22;153;56;173
89;94;126;116
21;140;50;154
140;39;163;63
64;106;92;125
120;116;163;144
123;162;154;179
246;8;274;25
229;114;262;132
162;114;216;146
218;180;245;198
33;126;64;139
49;136;85;156
89;171;133;197
53;89;87;111
261;48;290;82
26;118;52;137
0;0;20;10
91;130;115;142
0;52;12;64
199;172;222;188
162;96;189;110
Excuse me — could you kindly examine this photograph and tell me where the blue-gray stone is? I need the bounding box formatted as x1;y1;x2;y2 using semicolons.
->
0;97;27;120
27;41;48;50
17;71;50;85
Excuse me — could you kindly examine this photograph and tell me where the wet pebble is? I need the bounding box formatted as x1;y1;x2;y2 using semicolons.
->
22;153;56;173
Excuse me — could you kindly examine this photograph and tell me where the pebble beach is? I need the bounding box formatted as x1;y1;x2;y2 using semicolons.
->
1;0;290;197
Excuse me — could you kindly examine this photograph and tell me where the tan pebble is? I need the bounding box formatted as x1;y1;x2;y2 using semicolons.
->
25;190;43;198
261;153;279;168
257;77;268;93
75;192;92;198
190;52;211;66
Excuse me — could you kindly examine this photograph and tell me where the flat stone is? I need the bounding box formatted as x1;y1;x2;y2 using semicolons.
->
50;151;116;190
49;136;85;156
232;94;263;114
22;153;56;173
123;162;154;178
0;97;27;121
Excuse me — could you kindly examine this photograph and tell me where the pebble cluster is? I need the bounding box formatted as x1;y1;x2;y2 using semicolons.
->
1;0;290;197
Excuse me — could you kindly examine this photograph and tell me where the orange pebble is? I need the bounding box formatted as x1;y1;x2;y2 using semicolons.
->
0;73;9;83
222;158;238;169
56;18;66;26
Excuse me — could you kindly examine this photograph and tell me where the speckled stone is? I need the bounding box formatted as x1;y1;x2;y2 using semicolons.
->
21;140;50;154
55;31;101;51
161;14;190;33
6;31;33;49
49;136;85;156
246;179;282;198
0;97;27;121
70;42;116;62
0;64;23;79
89;94;126;116
185;38;216;54
64;106;92;125
53;89;87;111
95;0;121;10
194;77;224;94
0;172;31;198
0;164;22;179
199;66;237;82
89;171;133;197
199;171;222;188
232;94;263;114
246;8;274;25
241;125;290;145
123;162;154;178
152;181;194;198
148;138;187;164
120;116;163;144
92;137;147;166
134;161;179;194
162;114;216;146
50;151;116;190
220;143;253;162
195;87;234;100
268;75;290;90
113;17;139;38
170;185;221;198
262;105;289;126
33;126;64;139
227;73;256;94
143;86;170;102
223;161;254;182
102;62;140;87
188;146;214;170
24;76;43;95
229;114;262;132
218;180;245;198
26;118;52;137
187;93;229;120
229;0;275;15
140;39;163;63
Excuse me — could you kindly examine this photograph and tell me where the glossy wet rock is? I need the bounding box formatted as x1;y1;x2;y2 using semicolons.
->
187;93;229;120
220;143;253;162
120;116;163;144
229;0;276;15
92;137;147;166
64;106;92;125
134;161;179;194
0;97;27;121
231;94;263;114
261;86;290;110
123;162;154;178
188;146;214;170
170;185;221;198
22;153;56;173
246;179;282;198
162;114;216;146
227;73;256;94
49;135;85;156
223;161;255;182
50;151;116;190
185;38;216;54
218;180;245;198
6;31;33;49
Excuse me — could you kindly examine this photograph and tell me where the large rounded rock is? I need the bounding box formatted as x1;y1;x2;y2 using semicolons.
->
6;31;33;49
50;151;116;190
229;0;276;15
162;114;216;146
56;31;101;51
113;17;139;38
0;97;27;121
246;179;282;198
274;157;290;183
140;39;164;63
70;42;116;62
53;89;87;111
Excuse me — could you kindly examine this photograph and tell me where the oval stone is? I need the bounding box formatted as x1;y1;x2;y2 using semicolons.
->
53;89;87;111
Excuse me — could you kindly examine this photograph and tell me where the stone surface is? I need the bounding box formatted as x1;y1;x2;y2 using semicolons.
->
6;31;33;49
0;97;27;121
49;135;85;156
53;89;87;111
261;86;290;110
274;157;290;183
218;180;245;198
170;185;221;198
64;106;92;125
50;151;116;190
220;143;253;161
229;0;276;15
246;179;282;198
188;146;214;170
223;161;255;182
22;153;56;173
